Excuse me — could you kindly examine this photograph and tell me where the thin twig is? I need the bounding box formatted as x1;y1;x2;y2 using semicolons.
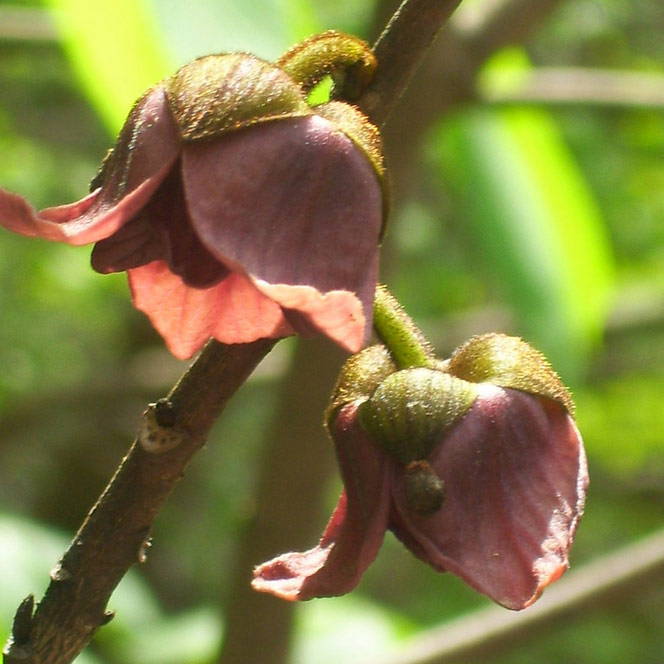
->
357;0;464;126
218;339;343;664
364;528;664;664
0;7;56;42
484;67;664;110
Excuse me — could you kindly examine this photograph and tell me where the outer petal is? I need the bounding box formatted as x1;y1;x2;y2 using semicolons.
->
181;115;382;351
93;166;228;287
0;87;180;245
256;280;374;353
391;385;588;610
128;261;293;359
252;401;391;600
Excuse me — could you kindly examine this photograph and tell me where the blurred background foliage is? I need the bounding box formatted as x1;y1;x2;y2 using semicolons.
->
0;0;663;662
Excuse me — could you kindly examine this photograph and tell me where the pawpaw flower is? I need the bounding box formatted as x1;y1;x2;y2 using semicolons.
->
0;33;385;358
253;335;588;610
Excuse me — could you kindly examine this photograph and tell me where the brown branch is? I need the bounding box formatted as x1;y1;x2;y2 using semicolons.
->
0;7;56;42
3;339;276;664
3;1;467;662
484;67;664;109
457;0;564;62
364;528;664;664
218;338;343;664
358;0;465;126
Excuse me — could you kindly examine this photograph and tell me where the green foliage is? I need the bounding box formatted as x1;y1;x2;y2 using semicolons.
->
46;0;172;133
434;50;614;380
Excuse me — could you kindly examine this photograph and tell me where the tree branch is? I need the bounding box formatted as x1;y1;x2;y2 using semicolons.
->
484;67;664;110
218;339;342;664
358;0;464;126
3;339;276;664
3;1;467;662
456;0;564;62
364;528;664;664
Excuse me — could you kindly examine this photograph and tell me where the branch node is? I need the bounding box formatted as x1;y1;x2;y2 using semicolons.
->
100;611;115;626
49;561;72;582
11;595;34;645
138;400;188;453
3;595;35;660
138;536;153;563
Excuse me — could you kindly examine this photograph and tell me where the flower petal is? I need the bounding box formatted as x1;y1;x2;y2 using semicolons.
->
255;281;370;353
181;115;382;350
0;87;180;245
91;216;165;273
391;386;588;610
128;261;292;359
252;401;391;600
94;164;228;287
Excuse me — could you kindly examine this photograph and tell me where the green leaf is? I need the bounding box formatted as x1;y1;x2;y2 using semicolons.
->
46;0;172;133
152;0;322;67
433;51;614;380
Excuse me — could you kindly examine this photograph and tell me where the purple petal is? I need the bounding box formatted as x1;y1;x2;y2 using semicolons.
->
181;115;382;350
91;216;165;273
94;164;229;287
252;401;391;600
147;165;229;288
391;386;588;610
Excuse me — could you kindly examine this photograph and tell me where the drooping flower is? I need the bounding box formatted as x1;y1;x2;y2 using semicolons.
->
253;334;588;610
0;33;385;358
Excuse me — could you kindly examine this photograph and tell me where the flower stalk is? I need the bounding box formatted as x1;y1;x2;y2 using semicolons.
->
373;284;436;369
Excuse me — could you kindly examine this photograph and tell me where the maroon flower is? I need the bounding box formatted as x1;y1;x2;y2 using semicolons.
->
253;335;588;609
0;49;384;358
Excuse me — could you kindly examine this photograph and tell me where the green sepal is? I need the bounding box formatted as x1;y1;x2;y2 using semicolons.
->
447;333;575;414
166;53;311;142
358;368;478;464
277;30;376;99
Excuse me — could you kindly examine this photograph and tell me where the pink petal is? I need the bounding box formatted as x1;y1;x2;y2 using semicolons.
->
252;401;391;600
128;261;293;359
181;115;382;350
0;87;180;246
391;386;588;610
255;281;369;353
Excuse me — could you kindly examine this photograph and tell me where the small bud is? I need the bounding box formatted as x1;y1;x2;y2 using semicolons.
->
358;368;477;463
403;460;445;515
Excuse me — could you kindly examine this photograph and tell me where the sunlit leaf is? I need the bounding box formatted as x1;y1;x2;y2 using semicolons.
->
45;0;172;133
433;51;614;380
294;594;416;664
